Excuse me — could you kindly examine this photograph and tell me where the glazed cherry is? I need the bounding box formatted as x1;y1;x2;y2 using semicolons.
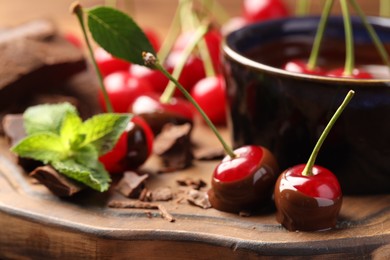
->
283;60;326;76
208;145;279;213
99;71;155;113
274;90;354;231
242;0;289;23
326;67;373;79
99;116;154;174
130;93;194;135
191;75;227;125
94;47;131;77
129;64;169;94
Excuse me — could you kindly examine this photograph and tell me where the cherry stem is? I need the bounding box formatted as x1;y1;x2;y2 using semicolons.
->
200;0;230;25
296;0;310;16
70;2;114;113
307;0;334;70
349;0;390;69
302;90;355;176
340;0;354;76
143;53;236;159
159;23;209;104
380;0;390;17
179;0;194;32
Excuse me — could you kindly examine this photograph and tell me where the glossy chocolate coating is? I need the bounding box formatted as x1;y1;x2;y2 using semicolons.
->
208;147;279;213
274;172;342;231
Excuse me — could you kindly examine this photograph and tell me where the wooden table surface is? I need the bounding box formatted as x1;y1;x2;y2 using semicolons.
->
0;0;389;259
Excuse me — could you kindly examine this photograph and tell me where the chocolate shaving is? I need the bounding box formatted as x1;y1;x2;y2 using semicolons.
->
151;187;174;201
108;200;175;222
176;177;207;190
186;189;212;209
115;171;148;198
139;188;153;202
30;165;84;197
153;123;193;172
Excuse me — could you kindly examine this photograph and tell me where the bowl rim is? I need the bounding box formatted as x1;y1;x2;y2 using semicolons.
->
223;15;390;84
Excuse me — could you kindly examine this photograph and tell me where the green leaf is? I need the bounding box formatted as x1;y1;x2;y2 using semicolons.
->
11;133;67;164
60;111;83;149
87;6;156;66
79;113;132;155
52;159;111;192
23;103;78;135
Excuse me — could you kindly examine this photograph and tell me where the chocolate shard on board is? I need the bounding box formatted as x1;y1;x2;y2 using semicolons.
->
115;171;149;198
30;165;84;197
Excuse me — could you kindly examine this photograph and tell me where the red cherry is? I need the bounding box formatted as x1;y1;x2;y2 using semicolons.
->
99;71;155;113
274;164;342;231
326;67;373;79
130;93;194;135
242;0;289;23
129;64;169;94
283;60;326;76
191;75;227;125
165;51;206;93
208;145;279;213
99;116;154;174
64;32;82;48
94;47;131;77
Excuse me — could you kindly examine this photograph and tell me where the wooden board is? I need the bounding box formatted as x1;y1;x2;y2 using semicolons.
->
0;123;389;259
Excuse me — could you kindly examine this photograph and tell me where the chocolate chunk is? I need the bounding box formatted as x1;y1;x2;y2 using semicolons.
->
30;165;84;197
2;114;26;146
151;187;174;201
187;189;211;209
153;123;193;172
115;171;148;198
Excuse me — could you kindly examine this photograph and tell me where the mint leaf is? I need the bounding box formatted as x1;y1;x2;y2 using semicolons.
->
79;113;132;155
87;6;156;66
23;103;78;135
11;133;67;164
60;111;83;149
52;159;111;192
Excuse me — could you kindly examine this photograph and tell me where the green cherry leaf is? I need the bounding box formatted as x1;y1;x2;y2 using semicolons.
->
86;6;156;66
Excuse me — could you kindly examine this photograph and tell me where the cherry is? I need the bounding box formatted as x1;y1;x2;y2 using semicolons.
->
208;145;279;213
99;116;154;174
190;75;227;125
242;0;289;23
94;47;131;77
98;71;155;113
274;90;354;231
129;64;169;94
129;93;194;135
64;32;82;48
326;67;373;79
283;60;326;76
165;51;206;93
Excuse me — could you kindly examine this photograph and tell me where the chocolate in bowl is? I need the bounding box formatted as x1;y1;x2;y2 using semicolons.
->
222;16;390;194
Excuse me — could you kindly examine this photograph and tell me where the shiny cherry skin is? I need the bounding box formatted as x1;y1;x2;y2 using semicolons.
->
191;75;227;125
208;145;279;213
94;47;131;77
274;164;343;231
99;116;154;174
242;0;289;23
129;64;169;94
283;60;326;76
130;93;194;135
99;71;155;113
326;67;373;79
165;51;206;93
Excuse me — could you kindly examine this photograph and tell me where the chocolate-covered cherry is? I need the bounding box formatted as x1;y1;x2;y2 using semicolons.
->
274;90;354;231
208;145;279;213
99;116;154;174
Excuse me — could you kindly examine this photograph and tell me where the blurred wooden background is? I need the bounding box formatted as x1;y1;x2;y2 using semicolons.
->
0;0;383;40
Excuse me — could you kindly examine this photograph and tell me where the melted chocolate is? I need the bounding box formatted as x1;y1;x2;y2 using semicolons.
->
208;147;279;213
274;172;342;231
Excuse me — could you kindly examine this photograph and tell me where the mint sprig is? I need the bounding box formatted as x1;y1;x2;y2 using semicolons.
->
12;103;131;192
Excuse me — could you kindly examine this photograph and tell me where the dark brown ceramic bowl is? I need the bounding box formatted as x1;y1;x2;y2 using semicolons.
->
222;16;390;194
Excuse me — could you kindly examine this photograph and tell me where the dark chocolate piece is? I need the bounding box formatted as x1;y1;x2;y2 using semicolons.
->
187;189;211;209
2;114;26;146
176;177;207;190
115;171;148;198
153;123;193;172
151;187;174;201
30;165;84;197
138;111;193;136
